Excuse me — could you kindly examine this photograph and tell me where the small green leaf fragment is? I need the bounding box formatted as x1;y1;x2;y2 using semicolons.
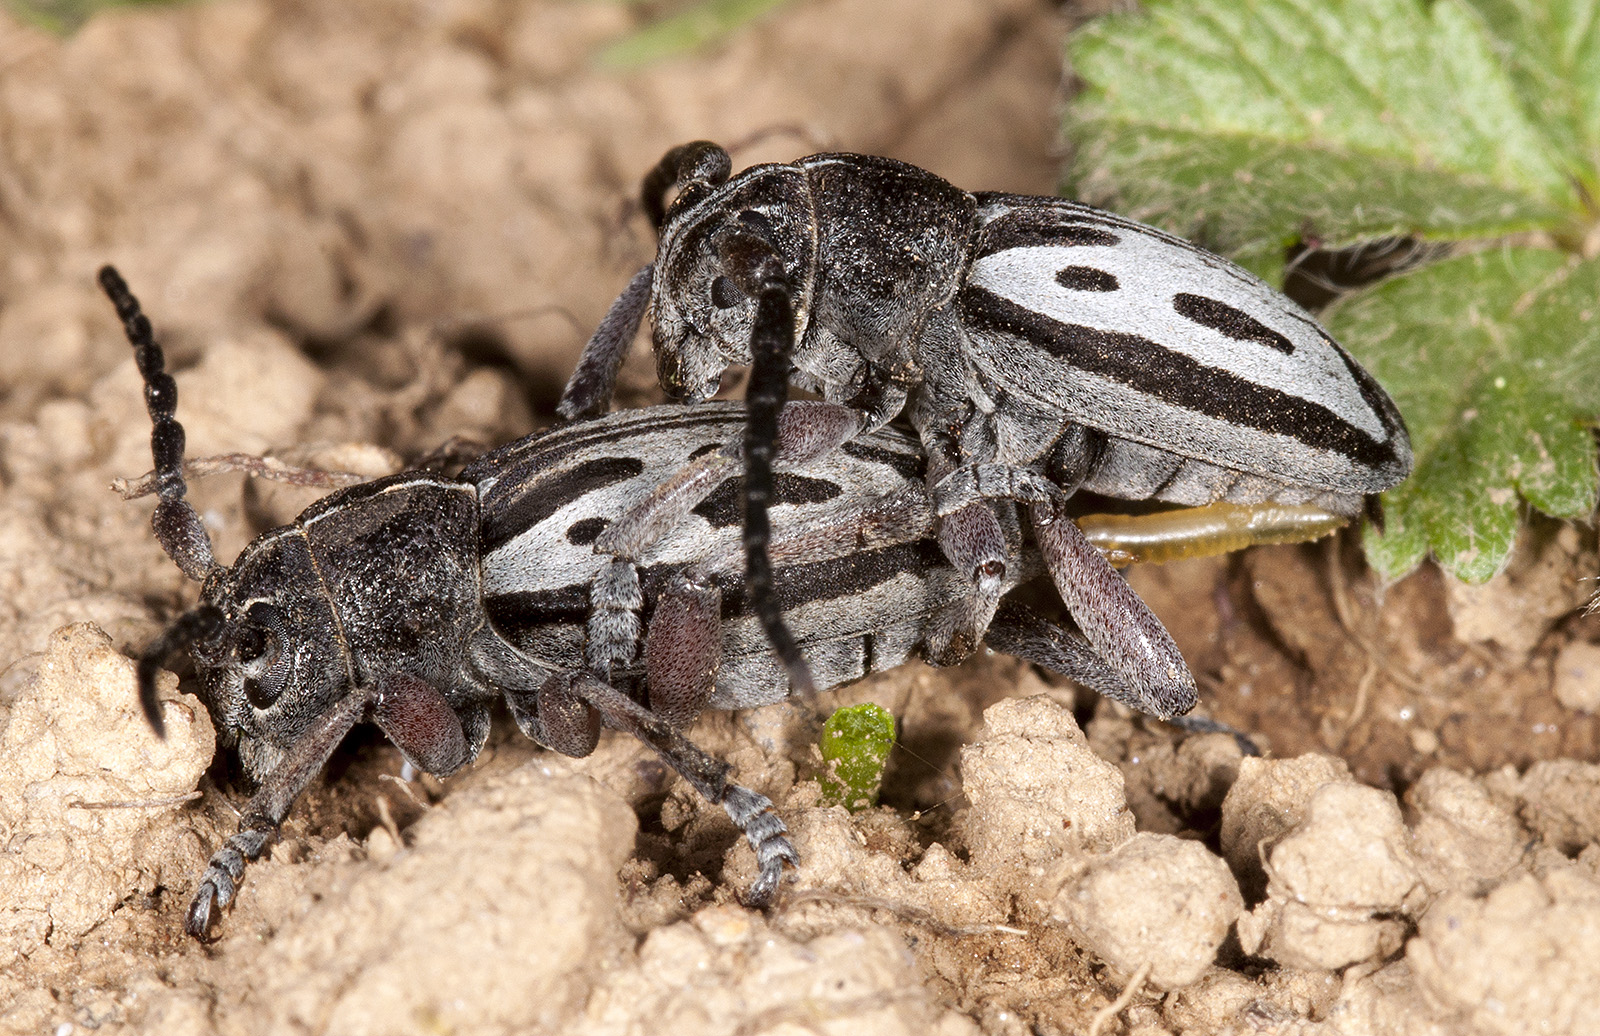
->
818;703;895;811
1331;250;1600;582
596;0;793;68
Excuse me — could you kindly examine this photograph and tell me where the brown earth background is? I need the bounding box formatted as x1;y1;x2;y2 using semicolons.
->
2;1;1600;1033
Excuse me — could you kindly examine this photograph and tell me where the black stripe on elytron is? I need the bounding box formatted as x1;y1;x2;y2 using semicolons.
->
1056;266;1120;292
463;406;739;487
483;539;949;642
711;539;948;618
838;438;925;481
978;217;1120;253
1334;332;1410;448
484;583;589;632
1173;293;1294;355
959;285;1400;472
690;472;843;528
479;456;645;555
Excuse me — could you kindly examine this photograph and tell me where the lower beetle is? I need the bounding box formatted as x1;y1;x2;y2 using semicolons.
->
105;267;1189;938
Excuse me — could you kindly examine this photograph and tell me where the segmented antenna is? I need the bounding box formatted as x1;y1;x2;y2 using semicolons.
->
642;140;733;230
135;605;224;738
99;265;221;735
735;250;816;696
99;265;217;581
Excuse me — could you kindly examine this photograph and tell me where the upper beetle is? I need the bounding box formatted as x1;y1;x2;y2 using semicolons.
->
560;143;1413;710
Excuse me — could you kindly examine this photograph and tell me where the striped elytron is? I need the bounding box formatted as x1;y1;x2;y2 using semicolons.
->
103;268;1178;939
562;144;1413;714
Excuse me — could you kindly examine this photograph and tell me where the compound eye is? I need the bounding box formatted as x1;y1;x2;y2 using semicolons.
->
240;602;286;708
709;275;743;309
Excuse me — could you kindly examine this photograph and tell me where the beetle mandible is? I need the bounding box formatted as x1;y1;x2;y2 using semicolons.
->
560;144;1414;706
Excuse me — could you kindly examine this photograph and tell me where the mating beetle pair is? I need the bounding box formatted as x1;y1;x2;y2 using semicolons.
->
115;144;1409;938
108;269;1164;936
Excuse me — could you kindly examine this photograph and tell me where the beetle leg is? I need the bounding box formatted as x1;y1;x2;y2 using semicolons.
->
1028;499;1198;720
984;601;1257;754
983;599;1138;700
644;568;723;729
372;671;471;777
467;628;603;757
587;559;644;679
567;672;797;908
522;673;605;758
186;688;366;938
925;501;1011;665
557;264;655;421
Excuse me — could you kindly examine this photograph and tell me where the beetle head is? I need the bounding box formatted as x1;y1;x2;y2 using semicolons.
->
652;165;816;402
185;532;356;782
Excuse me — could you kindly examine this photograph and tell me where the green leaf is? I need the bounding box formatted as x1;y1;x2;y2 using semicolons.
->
3;0;190;34
1463;0;1600;201
817;703;895;811
1330;250;1600;581
596;0;793;68
1066;0;1584;269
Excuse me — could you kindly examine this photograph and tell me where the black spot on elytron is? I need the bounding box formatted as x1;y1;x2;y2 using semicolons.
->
1055;266;1119;292
566;517;609;545
688;442;722;460
691;473;842;527
1172;293;1294;354
480;456;645;555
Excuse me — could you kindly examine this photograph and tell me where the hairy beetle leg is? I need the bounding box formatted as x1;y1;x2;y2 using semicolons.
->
926;501;1011;665
567;674;797;906
644;569;723;729
558;263;655;422
985;601;1257;753
1029;499;1198;720
587;559;645;677
187;690;367;937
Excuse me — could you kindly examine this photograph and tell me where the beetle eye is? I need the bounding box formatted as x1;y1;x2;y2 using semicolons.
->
237;623;272;665
239;602;286;708
709;275;743;309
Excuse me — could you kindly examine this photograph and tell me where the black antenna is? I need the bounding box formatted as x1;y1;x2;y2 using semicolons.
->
642;140;732;231
100;265;223;735
711;231;816;695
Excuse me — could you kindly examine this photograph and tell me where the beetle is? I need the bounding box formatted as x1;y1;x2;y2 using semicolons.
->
103;267;1190;938
560;144;1413;706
